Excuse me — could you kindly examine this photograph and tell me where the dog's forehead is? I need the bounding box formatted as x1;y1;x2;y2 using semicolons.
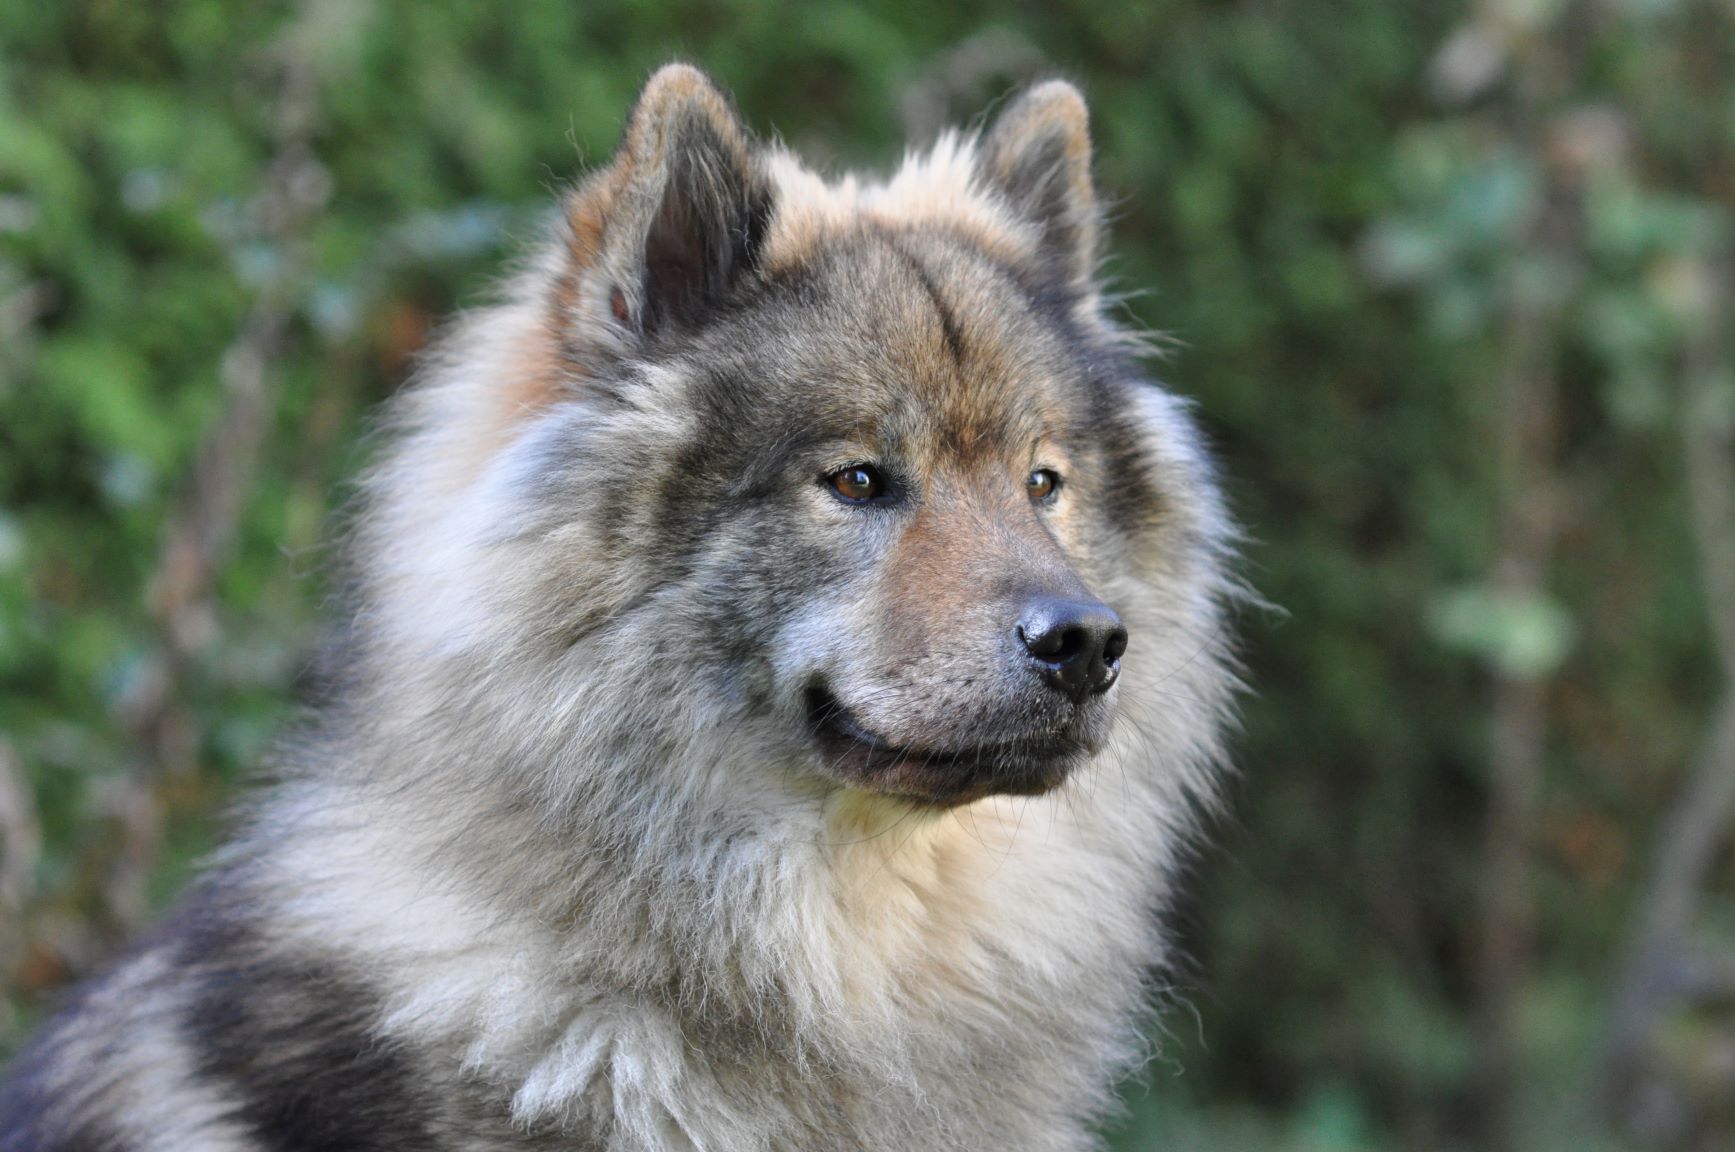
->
727;227;1084;459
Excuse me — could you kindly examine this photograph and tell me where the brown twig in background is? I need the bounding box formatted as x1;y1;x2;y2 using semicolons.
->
1468;29;1581;1152
0;277;52;376
1473;201;1573;1152
1603;260;1735;1140
93;21;330;937
0;740;41;988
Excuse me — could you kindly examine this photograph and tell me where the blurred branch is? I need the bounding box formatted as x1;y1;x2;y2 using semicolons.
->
1470;21;1582;1152
96;20;330;934
1603;260;1735;1140
0;738;37;1042
1473;201;1573;1152
0;274;53;390
0;738;40;931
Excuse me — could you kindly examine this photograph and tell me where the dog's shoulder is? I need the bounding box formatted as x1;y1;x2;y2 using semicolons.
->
0;881;465;1152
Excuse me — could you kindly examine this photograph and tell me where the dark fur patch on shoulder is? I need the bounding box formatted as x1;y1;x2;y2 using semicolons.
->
174;899;437;1152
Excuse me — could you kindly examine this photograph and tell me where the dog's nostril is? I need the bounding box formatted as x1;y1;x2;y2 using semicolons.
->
1017;596;1127;698
1019;622;1088;664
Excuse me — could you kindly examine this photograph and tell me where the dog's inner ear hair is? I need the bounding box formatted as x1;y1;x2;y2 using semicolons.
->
980;80;1100;288
640;133;772;334
603;66;774;341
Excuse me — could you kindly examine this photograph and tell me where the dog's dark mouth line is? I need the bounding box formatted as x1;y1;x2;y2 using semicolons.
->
807;686;964;766
804;686;1059;770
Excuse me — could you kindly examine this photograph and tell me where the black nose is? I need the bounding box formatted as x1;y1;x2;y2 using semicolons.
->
1016;596;1128;699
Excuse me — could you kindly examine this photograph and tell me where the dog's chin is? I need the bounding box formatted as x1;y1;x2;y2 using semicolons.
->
804;686;1094;809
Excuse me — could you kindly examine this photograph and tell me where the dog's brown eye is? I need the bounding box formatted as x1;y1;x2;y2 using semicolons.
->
828;465;884;504
1027;469;1061;501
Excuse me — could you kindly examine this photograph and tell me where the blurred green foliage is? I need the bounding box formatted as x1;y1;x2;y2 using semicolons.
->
3;1;1734;1149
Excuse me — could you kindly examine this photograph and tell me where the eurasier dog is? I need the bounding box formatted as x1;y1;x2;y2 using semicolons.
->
0;64;1240;1151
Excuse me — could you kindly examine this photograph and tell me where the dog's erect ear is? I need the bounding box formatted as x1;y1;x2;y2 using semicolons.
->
980;80;1099;288
566;65;771;345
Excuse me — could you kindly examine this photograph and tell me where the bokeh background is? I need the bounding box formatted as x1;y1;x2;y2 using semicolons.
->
3;1;1734;1149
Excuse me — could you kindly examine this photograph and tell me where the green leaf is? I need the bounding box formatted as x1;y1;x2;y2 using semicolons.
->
1428;584;1575;677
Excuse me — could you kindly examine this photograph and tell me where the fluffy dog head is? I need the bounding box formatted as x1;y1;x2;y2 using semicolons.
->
356;63;1234;831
